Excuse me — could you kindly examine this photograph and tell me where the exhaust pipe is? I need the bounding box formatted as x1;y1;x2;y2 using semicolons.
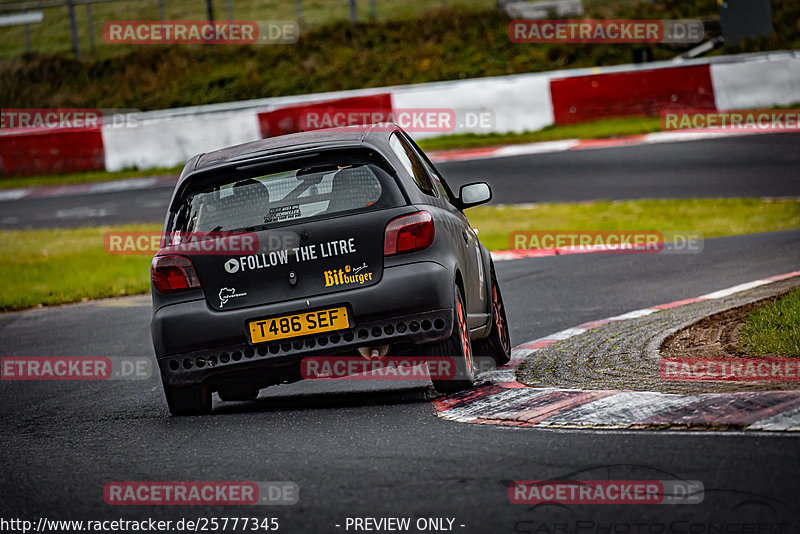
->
358;345;390;361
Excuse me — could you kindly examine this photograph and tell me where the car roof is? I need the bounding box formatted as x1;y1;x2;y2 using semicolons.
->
190;123;401;173
164;123;441;226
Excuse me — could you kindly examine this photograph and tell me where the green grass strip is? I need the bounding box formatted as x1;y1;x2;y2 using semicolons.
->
741;289;800;357
418;117;662;151
0;167;181;190
466;198;800;251
2;198;799;311
0;224;160;311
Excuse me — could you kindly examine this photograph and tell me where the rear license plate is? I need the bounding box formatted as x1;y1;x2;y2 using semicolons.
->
248;306;350;344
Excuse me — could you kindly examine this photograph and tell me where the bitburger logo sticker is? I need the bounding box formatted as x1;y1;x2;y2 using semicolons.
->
324;264;373;287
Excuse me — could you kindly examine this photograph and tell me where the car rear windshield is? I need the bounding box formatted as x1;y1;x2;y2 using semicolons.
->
168;158;405;234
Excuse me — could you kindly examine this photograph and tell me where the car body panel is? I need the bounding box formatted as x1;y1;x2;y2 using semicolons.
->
151;124;497;393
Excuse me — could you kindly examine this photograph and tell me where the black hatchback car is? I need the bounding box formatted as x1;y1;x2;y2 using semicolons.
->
151;124;511;415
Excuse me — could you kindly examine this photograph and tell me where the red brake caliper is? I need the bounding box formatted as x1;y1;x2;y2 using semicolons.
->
492;283;509;351
457;298;472;372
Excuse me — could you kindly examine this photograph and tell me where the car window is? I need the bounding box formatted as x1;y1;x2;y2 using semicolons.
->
170;163;402;233
400;132;457;205
389;133;438;198
431;172;453;203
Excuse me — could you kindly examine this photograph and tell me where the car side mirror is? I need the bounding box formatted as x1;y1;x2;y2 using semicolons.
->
459;182;492;208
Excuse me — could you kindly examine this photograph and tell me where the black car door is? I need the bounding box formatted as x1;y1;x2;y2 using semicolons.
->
399;132;487;327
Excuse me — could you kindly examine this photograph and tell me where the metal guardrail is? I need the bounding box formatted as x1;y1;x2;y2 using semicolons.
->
499;0;583;19
0;10;44;52
0;11;44;25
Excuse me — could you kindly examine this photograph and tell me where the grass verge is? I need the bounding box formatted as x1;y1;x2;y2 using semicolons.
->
0;224;159;311
2;198;799;311
465;198;800;251
6;0;799;111
0;0;493;58
418;117;662;151
740;289;800;357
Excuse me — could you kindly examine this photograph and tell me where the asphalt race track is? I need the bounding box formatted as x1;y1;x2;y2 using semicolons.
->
442;132;800;204
1;135;799;531
2;133;799;229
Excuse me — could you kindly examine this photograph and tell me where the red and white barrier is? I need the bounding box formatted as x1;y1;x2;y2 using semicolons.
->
711;55;800;110
549;64;716;125
101;110;261;173
0;126;105;176
1;51;798;176
257;93;393;138
391;72;554;138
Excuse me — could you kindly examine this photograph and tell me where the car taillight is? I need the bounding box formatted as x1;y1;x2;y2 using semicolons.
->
384;211;435;256
151;255;201;293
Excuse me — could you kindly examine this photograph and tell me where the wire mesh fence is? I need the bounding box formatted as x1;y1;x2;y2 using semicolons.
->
0;0;490;58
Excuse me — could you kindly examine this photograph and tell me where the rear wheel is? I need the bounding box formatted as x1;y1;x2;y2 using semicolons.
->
163;381;212;416
426;286;476;393
473;269;511;366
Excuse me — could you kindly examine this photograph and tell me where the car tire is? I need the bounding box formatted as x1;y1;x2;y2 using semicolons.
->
163;381;212;416
473;268;511;366
426;285;476;394
218;388;260;402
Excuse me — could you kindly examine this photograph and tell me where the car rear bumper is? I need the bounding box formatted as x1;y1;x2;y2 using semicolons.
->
152;261;455;387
